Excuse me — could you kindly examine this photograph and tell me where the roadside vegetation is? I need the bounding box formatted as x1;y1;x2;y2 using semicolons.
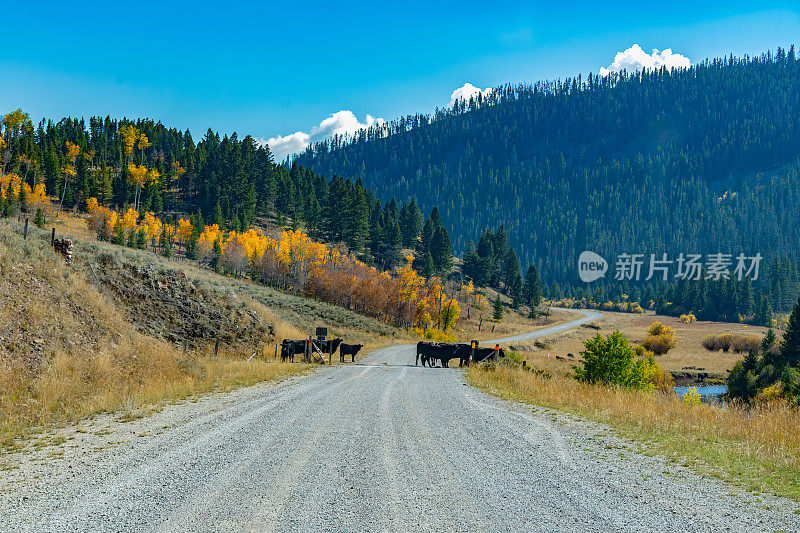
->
470;304;800;499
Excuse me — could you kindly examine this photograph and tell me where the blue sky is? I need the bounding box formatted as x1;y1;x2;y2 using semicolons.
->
1;1;799;158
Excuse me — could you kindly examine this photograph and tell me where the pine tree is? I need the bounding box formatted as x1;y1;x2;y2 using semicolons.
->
212;239;223;273
429;206;442;229
421;251;434;280
17;182;28;213
476;230;495;286
430;226;452;274
727;350;759;402
778;296;800;369
161;227;172;258
522;264;543;307
414;217;435;274
33;207;45;228
213;202;224;228
511;276;523;309
493;294;503;321
3;182;17;218
343;180;369;252
399;199;423;246
136;228;147;249
754;295;774;327
502;248;520;289
112;219;125;246
463;240;481;283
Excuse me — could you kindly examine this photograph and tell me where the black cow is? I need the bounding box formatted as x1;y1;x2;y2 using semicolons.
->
315;338;342;359
339;343;363;362
416;342;471;368
280;339;309;363
416;341;437;367
281;338;342;362
472;346;505;363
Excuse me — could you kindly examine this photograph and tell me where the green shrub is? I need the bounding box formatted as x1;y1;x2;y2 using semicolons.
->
726;350;759;402
500;349;524;367
573;330;659;391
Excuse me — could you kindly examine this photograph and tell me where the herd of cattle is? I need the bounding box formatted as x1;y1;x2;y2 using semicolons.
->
280;338;363;363
415;342;505;368
280;338;504;367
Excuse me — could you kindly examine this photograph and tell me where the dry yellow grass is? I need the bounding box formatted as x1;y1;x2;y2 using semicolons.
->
469;364;800;499
0;342;310;445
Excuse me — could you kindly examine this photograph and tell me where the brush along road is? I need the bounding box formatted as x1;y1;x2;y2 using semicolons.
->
2;310;798;532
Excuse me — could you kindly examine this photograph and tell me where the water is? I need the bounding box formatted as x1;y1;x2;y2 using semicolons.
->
674;384;728;403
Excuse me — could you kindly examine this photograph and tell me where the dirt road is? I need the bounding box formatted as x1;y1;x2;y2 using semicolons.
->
2;312;798;532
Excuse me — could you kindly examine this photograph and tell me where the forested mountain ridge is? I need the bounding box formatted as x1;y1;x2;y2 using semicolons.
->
294;48;800;309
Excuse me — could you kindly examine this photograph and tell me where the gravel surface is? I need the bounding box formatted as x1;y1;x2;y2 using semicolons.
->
2;320;799;531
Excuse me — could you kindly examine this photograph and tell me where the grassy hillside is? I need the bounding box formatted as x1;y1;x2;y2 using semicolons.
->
0;219;405;444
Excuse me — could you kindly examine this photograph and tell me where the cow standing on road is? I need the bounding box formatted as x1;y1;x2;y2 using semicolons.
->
339;343;363;362
415;342;471;368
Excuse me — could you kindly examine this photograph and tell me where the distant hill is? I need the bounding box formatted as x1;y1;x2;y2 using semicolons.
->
294;48;800;307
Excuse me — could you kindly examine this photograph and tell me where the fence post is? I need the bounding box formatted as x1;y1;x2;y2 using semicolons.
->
23;219;29;240
214;338;220;357
51;227;56;246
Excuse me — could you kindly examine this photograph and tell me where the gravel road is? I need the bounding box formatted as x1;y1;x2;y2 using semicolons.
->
489;307;603;343
2;313;799;532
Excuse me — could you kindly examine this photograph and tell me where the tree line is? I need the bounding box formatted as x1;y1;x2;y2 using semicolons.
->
0;111;454;275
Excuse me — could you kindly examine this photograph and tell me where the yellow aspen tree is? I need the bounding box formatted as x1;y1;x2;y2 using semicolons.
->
58;141;80;213
176;218;193;250
122;208;138;233
118;125;140;164
126;163;158;211
143;212;162;251
137;132;151;164
439;298;461;331
198;224;222;259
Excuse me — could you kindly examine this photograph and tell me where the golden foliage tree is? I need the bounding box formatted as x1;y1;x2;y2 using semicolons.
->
58;141;81;212
439;298;461;331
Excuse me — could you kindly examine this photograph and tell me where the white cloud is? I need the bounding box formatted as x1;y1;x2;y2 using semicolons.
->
265;110;385;161
265;83;498;160
599;44;691;76
449;83;494;108
263;131;310;161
